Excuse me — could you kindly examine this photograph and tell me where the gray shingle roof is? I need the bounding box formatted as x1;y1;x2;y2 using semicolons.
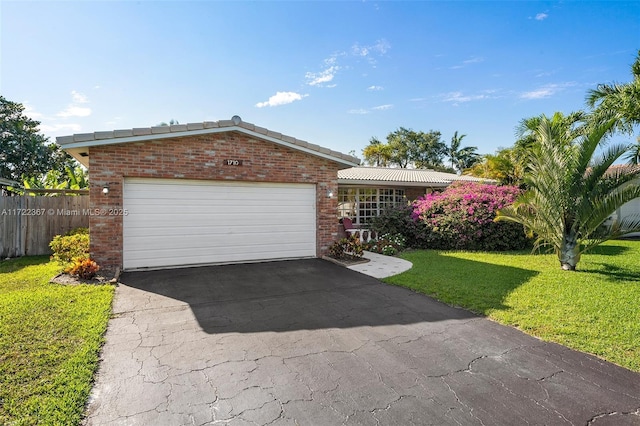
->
338;167;494;185
56;118;360;167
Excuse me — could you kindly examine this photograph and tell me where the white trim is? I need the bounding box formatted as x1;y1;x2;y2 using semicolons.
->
122;178;317;269
338;179;449;187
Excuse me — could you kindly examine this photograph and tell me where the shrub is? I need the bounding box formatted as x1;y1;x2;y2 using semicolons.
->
65;257;100;280
65;227;88;236
363;233;407;256
329;234;364;259
49;233;90;265
412;182;531;251
371;204;431;248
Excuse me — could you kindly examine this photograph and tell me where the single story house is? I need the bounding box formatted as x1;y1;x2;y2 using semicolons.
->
336;166;490;226
57;117;493;271
57;117;359;271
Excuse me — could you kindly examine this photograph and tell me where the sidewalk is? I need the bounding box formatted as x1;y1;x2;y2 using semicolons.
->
348;250;412;278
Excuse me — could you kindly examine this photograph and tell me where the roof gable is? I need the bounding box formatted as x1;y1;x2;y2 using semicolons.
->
57;118;360;168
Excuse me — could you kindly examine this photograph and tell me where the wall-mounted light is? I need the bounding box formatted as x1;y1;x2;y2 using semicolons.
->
327;190;334;198
102;186;109;195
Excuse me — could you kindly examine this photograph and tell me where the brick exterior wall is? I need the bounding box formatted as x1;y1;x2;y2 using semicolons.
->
89;132;341;269
404;187;430;201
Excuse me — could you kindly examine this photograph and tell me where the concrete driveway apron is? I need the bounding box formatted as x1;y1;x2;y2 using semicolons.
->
84;259;640;425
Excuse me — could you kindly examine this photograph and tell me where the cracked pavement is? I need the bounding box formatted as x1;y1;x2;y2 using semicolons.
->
84;259;640;425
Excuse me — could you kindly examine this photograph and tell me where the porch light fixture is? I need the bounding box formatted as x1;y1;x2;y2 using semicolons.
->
102;186;109;195
327;190;334;198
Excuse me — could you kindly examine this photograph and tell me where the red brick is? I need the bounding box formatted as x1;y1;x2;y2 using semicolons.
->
90;132;342;269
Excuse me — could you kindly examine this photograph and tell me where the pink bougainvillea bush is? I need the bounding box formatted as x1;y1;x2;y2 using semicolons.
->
411;181;531;251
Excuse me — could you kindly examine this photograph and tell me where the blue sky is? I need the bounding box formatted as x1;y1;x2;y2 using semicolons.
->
2;1;640;160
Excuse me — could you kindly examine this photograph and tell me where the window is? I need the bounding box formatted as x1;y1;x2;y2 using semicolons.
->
338;187;406;225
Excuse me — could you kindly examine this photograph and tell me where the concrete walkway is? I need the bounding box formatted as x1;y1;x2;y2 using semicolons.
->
348;250;413;278
85;259;640;425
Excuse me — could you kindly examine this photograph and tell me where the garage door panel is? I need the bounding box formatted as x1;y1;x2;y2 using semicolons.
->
124;216;315;231
125;225;315;238
126;241;315;259
125;244;315;269
123;178;317;269
125;230;315;248
124;206;315;219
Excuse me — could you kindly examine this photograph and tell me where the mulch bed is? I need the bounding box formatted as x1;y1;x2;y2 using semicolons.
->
50;267;120;285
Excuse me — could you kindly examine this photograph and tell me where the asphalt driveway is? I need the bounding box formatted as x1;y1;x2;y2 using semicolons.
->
84;259;640;425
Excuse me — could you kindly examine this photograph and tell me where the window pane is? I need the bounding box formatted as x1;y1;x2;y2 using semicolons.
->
337;188;356;219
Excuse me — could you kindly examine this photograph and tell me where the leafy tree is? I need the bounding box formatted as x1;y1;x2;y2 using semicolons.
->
447;131;480;173
496;114;640;271
362;127;446;169
0;96;75;182
362;137;392;166
21;166;88;196
465;149;524;186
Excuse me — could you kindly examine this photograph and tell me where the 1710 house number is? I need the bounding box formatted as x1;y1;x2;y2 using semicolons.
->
225;159;243;166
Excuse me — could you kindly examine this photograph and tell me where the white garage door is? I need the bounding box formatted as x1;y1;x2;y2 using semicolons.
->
123;178;316;270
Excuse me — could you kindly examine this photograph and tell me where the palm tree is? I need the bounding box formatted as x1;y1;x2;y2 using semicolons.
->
587;50;640;134
587;50;640;164
447;131;480;173
496;114;640;270
625;137;640;165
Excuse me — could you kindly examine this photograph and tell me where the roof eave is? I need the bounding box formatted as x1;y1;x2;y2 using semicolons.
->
337;179;450;187
58;125;360;169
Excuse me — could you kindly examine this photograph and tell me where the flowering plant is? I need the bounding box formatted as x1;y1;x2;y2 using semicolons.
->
411;182;530;251
363;233;406;256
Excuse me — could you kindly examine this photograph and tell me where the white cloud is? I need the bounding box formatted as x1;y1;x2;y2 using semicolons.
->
352;39;390;57
372;104;393;111
367;85;384;91
71;90;88;104
464;58;484;65
440;91;494;106
520;82;575;99
348;104;393;114
57;106;92;118
39;123;82;133
23;103;43;119
535;12;548;21
57;90;92;117
255;91;308;108
306;55;342;87
450;57;484;69
306;66;340;86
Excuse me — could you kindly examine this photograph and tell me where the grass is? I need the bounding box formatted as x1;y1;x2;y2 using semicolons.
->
385;239;640;372
0;256;114;425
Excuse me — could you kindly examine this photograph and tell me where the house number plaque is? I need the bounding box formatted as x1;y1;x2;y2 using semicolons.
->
225;159;243;166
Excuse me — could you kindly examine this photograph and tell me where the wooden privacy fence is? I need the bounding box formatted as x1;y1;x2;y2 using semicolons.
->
0;196;90;258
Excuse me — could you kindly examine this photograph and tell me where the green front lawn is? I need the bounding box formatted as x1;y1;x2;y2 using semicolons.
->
0;256;114;425
385;240;640;372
